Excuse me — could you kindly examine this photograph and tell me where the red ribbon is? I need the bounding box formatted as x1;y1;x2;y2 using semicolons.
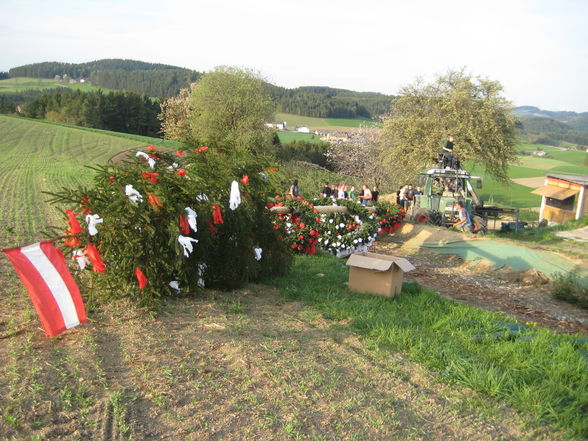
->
142;172;159;183
64;209;82;247
135;266;148;289
207;219;217;236
240;175;249;185
81;196;92;215
179;214;190;234
212;204;224;224
148;193;163;209
195;146;209;154
84;243;106;273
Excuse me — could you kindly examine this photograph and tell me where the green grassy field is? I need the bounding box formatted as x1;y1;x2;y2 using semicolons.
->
467;144;588;208
276;130;323;144
275;112;374;130
0;77;104;94
0;115;170;247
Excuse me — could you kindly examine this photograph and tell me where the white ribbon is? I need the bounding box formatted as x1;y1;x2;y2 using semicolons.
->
125;184;143;204
185;207;198;232
254;248;263;261
229;180;241;210
85;214;103;236
178;235;199;257
72;250;90;270
169;281;181;292
135;151;156;169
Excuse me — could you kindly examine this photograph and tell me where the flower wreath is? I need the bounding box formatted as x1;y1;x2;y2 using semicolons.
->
269;196;320;253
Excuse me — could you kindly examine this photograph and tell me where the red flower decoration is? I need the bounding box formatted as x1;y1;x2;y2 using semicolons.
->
109;175;115;185
275;195;281;199
268;168;277;173
240;175;249;185
177;168;187;177
195;146;209;154
176;150;185;156
135;266;148;289
147;145;157;153
84;243;106;273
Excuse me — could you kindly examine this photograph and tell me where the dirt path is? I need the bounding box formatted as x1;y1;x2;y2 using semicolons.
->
372;229;588;335
0;282;563;440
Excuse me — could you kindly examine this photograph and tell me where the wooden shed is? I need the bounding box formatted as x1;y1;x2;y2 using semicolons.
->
532;173;588;223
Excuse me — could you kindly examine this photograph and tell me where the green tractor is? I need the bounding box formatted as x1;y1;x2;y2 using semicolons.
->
411;168;490;233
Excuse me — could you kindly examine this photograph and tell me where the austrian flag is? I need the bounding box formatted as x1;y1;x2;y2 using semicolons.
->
3;242;87;337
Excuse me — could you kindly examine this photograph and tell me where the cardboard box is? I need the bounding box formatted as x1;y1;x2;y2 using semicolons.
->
346;252;415;297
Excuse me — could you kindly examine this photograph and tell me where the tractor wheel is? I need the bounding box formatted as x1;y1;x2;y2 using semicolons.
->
413;208;442;226
472;215;487;235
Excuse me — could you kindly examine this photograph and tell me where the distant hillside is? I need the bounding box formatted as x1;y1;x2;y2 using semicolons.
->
8;59;201;98
514;106;588;146
514;106;588;132
7;60;393;118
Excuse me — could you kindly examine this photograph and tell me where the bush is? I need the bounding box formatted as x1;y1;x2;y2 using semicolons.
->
48;145;291;308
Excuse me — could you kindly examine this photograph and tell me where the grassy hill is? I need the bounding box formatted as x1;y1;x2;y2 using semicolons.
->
0;115;173;247
0;77;104;94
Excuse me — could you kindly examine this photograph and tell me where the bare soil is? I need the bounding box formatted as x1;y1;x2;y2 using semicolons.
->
372;225;588;334
0;267;564;441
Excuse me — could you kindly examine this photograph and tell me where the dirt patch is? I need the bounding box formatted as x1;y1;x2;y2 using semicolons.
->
372;231;588;334
511;176;546;188
0;278;562;440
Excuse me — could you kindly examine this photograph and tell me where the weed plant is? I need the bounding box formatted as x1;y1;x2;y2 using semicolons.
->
272;255;588;438
552;271;588;310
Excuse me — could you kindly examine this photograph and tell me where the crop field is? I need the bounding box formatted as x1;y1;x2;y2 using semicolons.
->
274;112;374;130
0;77;103;94
0;115;163;248
276;130;323;144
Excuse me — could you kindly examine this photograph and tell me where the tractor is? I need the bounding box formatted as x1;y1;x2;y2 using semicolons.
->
411;167;493;234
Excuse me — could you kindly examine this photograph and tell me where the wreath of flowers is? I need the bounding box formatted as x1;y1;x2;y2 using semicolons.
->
268;195;320;254
317;199;379;257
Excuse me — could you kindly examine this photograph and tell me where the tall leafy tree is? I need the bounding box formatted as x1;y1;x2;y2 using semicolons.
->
160;67;275;154
380;70;518;182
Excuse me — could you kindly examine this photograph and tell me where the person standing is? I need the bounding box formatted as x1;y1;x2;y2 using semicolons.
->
322;182;331;198
348;186;356;201
371;185;379;203
359;185;372;205
289;179;300;198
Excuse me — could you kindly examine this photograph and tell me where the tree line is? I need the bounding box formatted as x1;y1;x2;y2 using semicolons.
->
20;89;161;137
6;60;393;118
8;59;183;79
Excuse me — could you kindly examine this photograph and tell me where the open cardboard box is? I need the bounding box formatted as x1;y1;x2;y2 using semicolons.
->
346;251;415;297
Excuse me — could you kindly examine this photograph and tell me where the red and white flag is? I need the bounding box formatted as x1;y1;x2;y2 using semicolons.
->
3;241;87;337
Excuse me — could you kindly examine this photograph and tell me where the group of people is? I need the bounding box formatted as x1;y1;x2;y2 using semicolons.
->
396;183;423;210
321;182;379;205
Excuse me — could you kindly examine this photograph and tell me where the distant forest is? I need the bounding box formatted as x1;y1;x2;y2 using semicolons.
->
20;89;161;137
5;59;393;119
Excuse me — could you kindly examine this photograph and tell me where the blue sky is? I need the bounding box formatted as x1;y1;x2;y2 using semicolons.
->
1;0;587;112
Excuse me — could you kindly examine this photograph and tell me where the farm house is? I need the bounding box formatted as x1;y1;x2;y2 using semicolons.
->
532;173;588;223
